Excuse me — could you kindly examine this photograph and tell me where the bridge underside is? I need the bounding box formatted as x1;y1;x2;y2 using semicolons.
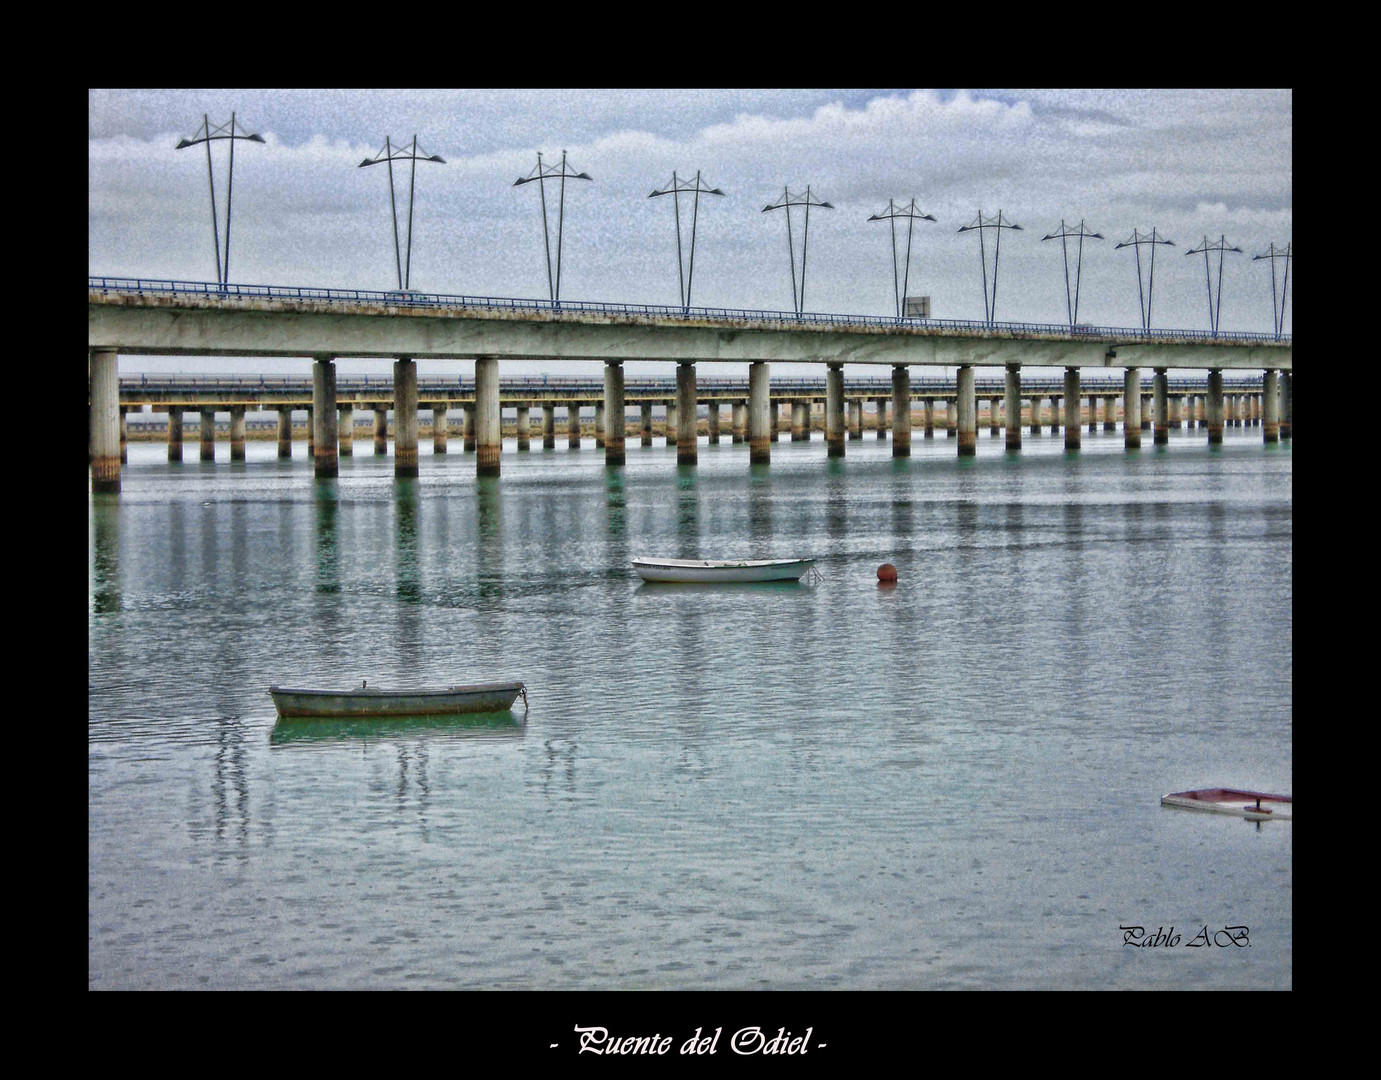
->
89;302;1291;371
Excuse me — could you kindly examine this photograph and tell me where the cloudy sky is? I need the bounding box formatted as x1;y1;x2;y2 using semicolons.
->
90;89;1291;374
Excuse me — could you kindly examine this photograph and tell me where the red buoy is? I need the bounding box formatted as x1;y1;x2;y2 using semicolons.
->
877;563;898;582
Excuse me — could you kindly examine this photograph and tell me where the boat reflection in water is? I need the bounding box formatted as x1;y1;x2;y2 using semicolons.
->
270;709;527;746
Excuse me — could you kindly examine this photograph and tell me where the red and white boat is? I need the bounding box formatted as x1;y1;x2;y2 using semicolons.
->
1161;788;1292;821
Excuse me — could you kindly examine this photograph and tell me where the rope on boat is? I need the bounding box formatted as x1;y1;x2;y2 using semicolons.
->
517;684;529;713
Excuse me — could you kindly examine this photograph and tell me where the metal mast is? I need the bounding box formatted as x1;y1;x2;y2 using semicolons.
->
1253;241;1292;339
957;210;1022;324
1114;228;1176;331
358;135;446;293
1185;234;1243;337
514;151;592;306
867;199;936;318
1041;219;1103;325
648;171;725;311
175;113;265;288
762;186;835;315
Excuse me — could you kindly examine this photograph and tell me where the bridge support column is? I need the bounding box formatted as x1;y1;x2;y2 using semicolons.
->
543;404;556;449
990;397;1002;436
119;407;128;464
707;402;721;444
1262;370;1279;442
594;402;605;448
677;362;697;465
1087;394;1097;432
1141;393;1151;430
313;357;338;477
749;361;771;465
1005;366;1021;451
463;403;476;451
848;398;863;439
393;358;419;477
306;407;314;458
275;407;292;458
168;409;184;463
733;401;748;444
373;407;388;455
945;398;956;437
640;403;653;447
604;361;625;466
1153;370;1168;444
517;405;531;450
1101;396;1115;432
336;404;352;457
1124;369;1141;449
431;404;448;453
876;397;888;439
90;348;120;493
474;356;500;477
1169;395;1182;429
957;365;976;456
1280;372;1292;439
1029;396;1041;435
229;406;246;461
665;401;677;446
826;363;845;458
772;400;784;441
892;366;911;458
792;400;808;441
1051;396;1062;433
1064;368;1081;450
568;404;582;448
200;409;217;462
1206;370;1224;445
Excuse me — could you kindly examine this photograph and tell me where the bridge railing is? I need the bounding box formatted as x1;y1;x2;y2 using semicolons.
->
90;276;1291;345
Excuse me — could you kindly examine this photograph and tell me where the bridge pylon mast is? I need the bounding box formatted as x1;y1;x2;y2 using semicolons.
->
358;135;446;293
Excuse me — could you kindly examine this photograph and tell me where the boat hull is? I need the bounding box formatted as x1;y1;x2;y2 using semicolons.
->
1161;788;1292;820
270;681;525;719
632;557;814;583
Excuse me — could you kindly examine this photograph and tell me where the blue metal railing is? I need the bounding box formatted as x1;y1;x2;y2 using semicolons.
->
90;276;1291;345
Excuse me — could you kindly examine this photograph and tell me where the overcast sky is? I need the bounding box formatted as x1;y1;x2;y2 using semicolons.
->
90;89;1291;376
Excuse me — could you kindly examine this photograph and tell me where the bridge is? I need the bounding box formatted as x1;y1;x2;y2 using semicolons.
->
89;277;1294;492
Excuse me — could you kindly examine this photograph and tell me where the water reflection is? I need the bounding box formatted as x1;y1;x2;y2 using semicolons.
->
676;465;699;556
313;481;340;594
476;476;503;601
395;480;421;604
90;499;121;614
270;710;526;746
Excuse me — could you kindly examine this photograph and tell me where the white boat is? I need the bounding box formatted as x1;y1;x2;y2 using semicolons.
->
270;680;527;719
632;557;815;584
1160;787;1292;821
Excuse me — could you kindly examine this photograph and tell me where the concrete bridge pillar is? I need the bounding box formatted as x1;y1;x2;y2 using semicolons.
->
336;404;353;457
826;364;845;457
707;402;721;444
306;407;314;458
1124;369;1141;449
876;397;889;439
474;357;500;476
568;404;582;448
892;366;911;458
772;400;784;441
312;357;338;477
749;361;771;464
1029;396;1041;435
1206;370;1225;445
432;404;448;453
1101;396;1115;432
640;403;653;446
945;398;956;438
543;404;556;449
1280;372;1292;439
677;362;698;465
917;398;929;438
1051;396;1062;433
604;361;625;466
229;406;247;461
1064;368;1081;450
1087;394;1098;433
791;400;808;441
460;403;474;451
1262;370;1279;442
1169;394;1182;430
1141;393;1152;430
733;401;748;444
90;347;121;493
990;397;1002;436
373;407;388;455
200;409;217;462
168;409;185;462
393;357;419;477
1233;394;1244;427
957;366;977;456
275;407;292;459
848;398;863;440
594;401;606;448
665;401;677;446
119;407;128;464
1153;370;1168;444
1250;394;1260;426
516;405;530;450
1005;366;1021;451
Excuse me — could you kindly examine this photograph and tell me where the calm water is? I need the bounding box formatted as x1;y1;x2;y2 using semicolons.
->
89;423;1292;990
